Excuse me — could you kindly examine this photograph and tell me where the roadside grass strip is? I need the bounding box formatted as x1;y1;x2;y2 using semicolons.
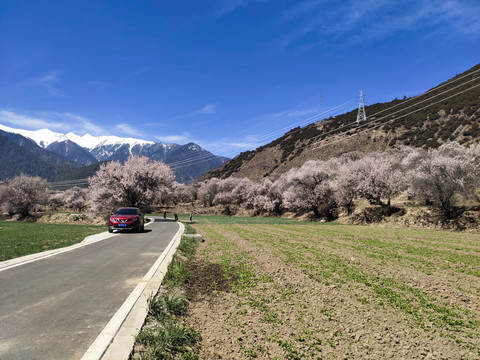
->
0;221;105;261
131;235;200;360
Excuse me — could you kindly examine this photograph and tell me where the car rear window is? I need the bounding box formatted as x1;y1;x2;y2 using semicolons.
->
114;209;138;215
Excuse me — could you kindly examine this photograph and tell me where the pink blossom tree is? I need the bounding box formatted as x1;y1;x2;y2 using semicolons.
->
62;186;88;212
48;192;65;211
352;153;405;213
211;178;240;215
0;174;49;218
197;178;221;207
88;156;174;213
172;183;196;205
333;161;360;215
213;191;235;215
252;178;285;215
409;143;479;219
282;161;337;220
231;178;255;205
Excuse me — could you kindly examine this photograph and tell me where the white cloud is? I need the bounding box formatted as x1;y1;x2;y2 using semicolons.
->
156;132;193;144
278;0;480;51
28;70;65;97
116;123;143;137
39;112;106;135
173;104;217;119
0;109;109;136
0;110;67;131
216;0;249;16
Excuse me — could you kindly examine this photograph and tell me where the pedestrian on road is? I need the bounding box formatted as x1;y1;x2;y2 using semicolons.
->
174;213;178;221
163;210;166;219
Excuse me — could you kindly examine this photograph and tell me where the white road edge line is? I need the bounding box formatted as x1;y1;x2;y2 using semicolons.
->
81;221;185;360
0;218;156;272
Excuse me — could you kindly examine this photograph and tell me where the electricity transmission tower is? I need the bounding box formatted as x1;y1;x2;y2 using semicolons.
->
356;90;367;123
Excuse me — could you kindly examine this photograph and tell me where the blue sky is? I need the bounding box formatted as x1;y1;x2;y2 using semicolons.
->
1;0;479;157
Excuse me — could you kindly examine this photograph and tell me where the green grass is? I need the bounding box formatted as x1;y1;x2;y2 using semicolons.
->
135;320;199;359
150;213;338;225
0;221;105;262
177;235;198;259
133;235;200;359
183;223;197;234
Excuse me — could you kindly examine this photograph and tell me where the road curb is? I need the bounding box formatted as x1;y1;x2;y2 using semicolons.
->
0;218;157;272
80;220;185;360
0;231;118;272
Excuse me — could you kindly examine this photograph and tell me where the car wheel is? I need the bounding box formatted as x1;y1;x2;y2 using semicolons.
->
108;227;113;233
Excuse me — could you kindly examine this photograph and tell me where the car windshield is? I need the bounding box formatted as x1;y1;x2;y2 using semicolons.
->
114;209;138;215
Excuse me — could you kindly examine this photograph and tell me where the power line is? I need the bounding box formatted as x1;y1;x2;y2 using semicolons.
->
263;74;480;158
166;99;357;169
299;82;480;158
47;67;480;184
175;67;480;169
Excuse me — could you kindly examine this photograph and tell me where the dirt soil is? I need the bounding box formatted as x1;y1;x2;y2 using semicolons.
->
37;213;107;226
183;223;480;359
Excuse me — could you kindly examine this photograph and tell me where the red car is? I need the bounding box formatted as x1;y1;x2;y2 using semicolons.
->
108;207;145;233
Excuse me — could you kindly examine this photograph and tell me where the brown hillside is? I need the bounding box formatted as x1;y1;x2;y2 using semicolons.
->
205;63;480;181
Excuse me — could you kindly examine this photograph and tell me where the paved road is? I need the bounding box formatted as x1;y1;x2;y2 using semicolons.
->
0;219;179;360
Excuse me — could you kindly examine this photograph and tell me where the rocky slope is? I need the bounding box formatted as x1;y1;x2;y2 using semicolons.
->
205;63;480;181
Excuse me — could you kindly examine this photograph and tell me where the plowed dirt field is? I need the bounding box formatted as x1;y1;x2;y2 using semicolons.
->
185;224;480;359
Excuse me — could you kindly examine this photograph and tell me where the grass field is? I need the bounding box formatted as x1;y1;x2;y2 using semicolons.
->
182;220;480;359
0;221;105;262
150;213;326;225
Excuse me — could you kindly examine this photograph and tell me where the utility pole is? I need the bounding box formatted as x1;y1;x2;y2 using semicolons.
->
356;90;367;123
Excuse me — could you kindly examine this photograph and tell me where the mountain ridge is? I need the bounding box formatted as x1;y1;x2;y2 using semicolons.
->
203;63;480;181
0;125;228;183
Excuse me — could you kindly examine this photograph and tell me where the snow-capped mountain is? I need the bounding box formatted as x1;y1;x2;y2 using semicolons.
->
0;123;228;183
46;140;98;165
0;124;154;150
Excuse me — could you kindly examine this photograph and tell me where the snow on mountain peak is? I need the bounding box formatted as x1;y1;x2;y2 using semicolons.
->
0;123;154;150
0;124;64;147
